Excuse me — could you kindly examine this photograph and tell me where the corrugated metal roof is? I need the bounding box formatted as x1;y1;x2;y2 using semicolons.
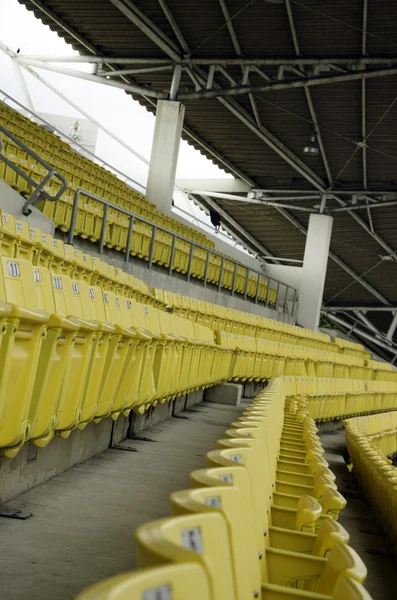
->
16;0;397;310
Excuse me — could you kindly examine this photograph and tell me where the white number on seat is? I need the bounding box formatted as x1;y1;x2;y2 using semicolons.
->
204;496;222;508
7;261;20;277
143;584;172;600
52;276;63;290
181;527;203;554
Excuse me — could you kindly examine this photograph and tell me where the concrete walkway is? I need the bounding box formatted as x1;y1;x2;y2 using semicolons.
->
320;427;397;600
0;401;244;600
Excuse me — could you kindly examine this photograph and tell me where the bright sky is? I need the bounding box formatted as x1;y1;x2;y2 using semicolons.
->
0;0;231;190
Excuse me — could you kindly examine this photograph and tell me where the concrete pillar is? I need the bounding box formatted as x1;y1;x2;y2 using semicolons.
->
146;100;185;216
298;214;333;331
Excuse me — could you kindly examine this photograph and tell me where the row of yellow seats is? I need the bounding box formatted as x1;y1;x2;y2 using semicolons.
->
0;254;233;458
368;359;397;382
2;105;281;302
291;380;397;422
344;417;397;553
154;289;275;331
1;102;213;252
216;333;375;383
154;289;339;351
77;379;371;600
0;136;64;199
41;192;270;297
333;338;371;362
344;411;397;458
0;209;164;308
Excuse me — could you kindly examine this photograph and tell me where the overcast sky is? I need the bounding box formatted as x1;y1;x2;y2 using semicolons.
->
0;0;230;190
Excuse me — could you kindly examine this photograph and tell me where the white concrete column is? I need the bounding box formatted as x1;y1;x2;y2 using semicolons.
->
298;214;333;331
146;100;185;216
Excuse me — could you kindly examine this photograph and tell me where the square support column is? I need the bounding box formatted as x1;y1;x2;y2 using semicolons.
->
146;100;185;216
297;214;333;331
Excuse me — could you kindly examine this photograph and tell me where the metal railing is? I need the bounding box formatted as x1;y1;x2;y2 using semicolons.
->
68;188;297;316
1;90;145;192
0;123;67;215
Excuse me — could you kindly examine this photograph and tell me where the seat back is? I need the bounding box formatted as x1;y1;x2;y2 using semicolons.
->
33;265;56;313
51;274;78;318
317;543;367;594
75;563;211;600
312;518;350;557
295;495;323;532
135;513;236;600
1;256;40;309
170;486;262;599
332;576;373;600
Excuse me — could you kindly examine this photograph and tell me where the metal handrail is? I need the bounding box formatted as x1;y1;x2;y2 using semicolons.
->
0;90;145;192
0;123;68;215
68;188;297;315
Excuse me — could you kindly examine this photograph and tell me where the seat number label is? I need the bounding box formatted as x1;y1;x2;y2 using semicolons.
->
204;496;222;508
7;261;20;277
181;527;203;554
230;454;243;463
72;282;80;295
33;269;41;283
88;288;95;299
219;474;233;483
16;222;23;232
143;585;172;600
103;293;109;304
52;276;63;290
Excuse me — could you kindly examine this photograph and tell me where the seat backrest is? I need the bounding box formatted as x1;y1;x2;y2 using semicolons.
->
135;513;236;600
51;274;78;318
332;576;372;600
317;543;367;594
312;518;350;557
103;289;123;325
75;563;211;600
33;265;56;313
170;486;261;600
206;447;269;547
1;256;39;309
295;495;323;532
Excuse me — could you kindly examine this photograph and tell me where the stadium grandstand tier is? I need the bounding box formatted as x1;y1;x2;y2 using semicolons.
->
344;413;397;553
77;379;373;599
2;0;397;597
0;101;280;304
0;207;396;460
0;188;394;598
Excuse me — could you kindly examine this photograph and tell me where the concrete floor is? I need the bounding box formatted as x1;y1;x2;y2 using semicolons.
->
320;427;397;599
1;404;396;599
0;401;244;600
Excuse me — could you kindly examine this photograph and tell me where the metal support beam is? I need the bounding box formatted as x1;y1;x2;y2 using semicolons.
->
355;310;382;335
109;0;181;62
16;58;166;99
386;312;397;341
17;55;397;67
157;0;190;54
285;0;333;186
323;312;397;356
177;67;397;101
189;190;317;211
324;305;397;312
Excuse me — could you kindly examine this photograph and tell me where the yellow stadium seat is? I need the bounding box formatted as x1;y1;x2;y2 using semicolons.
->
75;563;211;600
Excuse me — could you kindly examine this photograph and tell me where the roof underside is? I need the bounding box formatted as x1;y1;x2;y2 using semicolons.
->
16;0;397;316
